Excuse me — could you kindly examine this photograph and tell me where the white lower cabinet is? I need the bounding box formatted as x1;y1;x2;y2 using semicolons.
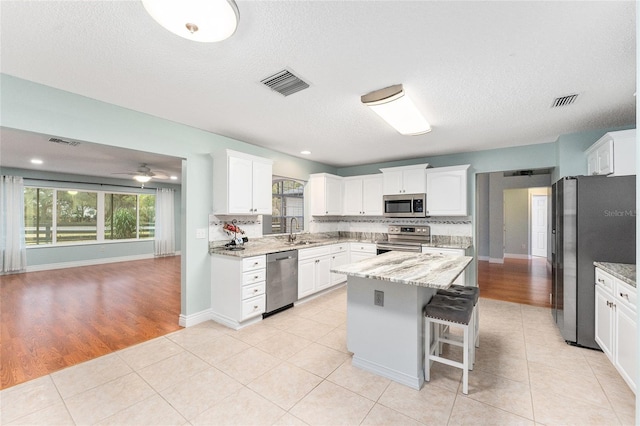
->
298;245;332;299
211;254;266;328
349;242;377;263
421;246;466;285
330;244;349;285
594;267;636;393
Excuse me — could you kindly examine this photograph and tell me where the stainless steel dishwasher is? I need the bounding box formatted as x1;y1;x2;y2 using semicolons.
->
264;250;298;317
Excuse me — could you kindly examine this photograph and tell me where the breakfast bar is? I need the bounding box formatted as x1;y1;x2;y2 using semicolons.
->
331;251;473;390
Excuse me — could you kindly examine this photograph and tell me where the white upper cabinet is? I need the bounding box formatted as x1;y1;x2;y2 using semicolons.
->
343;174;383;216
309;173;343;216
212;150;273;215
380;164;429;195
426;164;470;216
585;129;636;176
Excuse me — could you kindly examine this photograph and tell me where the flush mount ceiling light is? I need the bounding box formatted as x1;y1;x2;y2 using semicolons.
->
300;150;311;155
30;159;43;164
134;175;152;183
361;84;431;136
142;0;239;43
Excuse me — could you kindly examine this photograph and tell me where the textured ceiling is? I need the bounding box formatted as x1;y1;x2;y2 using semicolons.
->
0;0;636;175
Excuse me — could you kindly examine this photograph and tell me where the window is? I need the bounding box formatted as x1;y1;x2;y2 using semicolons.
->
56;190;97;243
24;186;155;246
272;178;304;234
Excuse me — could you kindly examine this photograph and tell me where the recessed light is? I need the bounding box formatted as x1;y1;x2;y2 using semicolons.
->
300;150;311;155
31;159;43;165
170;176;178;180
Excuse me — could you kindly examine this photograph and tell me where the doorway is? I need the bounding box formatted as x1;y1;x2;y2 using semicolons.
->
476;170;553;307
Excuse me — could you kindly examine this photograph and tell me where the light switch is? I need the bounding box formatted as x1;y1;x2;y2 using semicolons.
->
196;228;207;239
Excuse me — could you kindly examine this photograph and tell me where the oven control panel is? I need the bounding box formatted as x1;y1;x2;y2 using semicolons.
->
388;225;430;236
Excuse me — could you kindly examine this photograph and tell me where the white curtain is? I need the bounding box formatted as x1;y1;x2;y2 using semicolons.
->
1;176;27;273
154;188;175;256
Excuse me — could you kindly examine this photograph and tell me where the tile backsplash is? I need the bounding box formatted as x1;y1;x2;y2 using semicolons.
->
210;214;472;242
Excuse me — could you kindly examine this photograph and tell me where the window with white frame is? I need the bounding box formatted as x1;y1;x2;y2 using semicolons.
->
271;178;304;234
24;186;155;246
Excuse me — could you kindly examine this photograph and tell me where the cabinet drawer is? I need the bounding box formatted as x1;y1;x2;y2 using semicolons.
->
242;255;266;272
331;243;348;254
298;246;332;260
616;280;636;312
350;243;376;254
595;269;615;292
243;269;266;286
242;282;265;300
241;295;265;320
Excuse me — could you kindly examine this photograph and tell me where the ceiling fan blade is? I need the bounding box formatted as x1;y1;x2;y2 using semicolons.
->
151;171;169;179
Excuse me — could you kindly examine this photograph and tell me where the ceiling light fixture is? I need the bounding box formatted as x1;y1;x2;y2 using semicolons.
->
134;175;152;183
300;150;311;155
31;159;43;164
170;176;178;180
361;84;431;136
142;0;239;43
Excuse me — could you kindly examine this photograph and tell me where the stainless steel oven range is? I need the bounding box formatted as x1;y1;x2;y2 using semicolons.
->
376;225;431;254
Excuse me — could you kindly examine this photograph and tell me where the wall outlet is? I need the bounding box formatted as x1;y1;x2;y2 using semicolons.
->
195;228;207;239
374;290;384;307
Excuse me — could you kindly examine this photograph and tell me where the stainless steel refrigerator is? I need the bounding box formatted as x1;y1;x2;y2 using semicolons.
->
552;175;636;349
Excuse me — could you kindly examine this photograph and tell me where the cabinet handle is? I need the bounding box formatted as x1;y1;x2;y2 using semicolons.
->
597;278;604;283
254;305;259;310
254;289;259;293
620;292;629;300
254;275;259;279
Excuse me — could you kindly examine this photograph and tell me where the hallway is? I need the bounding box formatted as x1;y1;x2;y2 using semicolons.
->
478;257;552;308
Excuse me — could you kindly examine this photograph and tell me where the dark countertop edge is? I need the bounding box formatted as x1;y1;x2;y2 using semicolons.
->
594;262;636;288
209;237;472;258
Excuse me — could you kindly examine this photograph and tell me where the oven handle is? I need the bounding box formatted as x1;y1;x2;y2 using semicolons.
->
376;243;423;252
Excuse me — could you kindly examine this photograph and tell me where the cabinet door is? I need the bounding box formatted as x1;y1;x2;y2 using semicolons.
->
227;156;253;214
426;168;467;216
587;151;598;176
331;252;349;285
615;302;637;392
325;176;343;215
382;170;404;195
315;256;333;291
402;168;427;194
362;176;383;215
252;160;273;214
597;141;613;175
298;258;316;299
594;285;614;360
343;178;364;215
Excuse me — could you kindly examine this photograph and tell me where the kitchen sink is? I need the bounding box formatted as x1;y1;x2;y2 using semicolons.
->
288;240;317;246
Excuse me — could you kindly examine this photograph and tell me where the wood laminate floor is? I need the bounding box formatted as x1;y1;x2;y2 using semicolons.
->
478;257;552;308
0;256;182;389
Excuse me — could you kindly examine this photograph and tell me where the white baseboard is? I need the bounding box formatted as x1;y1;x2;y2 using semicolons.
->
488;257;504;264
504;253;531;260
296;282;346;305
352;355;422;390
179;309;214;327
26;253;157;272
209;311;263;330
477;256;489;261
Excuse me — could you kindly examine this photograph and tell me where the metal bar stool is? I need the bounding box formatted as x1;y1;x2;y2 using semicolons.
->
424;294;475;395
437;285;480;348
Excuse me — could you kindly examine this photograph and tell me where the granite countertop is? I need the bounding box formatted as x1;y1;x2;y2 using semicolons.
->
331;251;473;289
594;262;636;288
209;233;472;258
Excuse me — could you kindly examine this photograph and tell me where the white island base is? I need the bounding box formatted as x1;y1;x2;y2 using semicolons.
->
347;275;437;390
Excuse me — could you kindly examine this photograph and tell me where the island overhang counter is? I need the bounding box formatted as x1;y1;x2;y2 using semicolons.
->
331;251;473;390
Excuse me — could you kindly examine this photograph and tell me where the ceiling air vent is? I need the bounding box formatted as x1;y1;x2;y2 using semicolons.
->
49;137;80;147
261;69;309;96
551;94;579;108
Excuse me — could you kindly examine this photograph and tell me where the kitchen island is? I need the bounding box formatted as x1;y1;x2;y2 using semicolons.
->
331;251;473;390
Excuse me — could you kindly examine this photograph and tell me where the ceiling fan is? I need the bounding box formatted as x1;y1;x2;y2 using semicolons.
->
113;163;169;183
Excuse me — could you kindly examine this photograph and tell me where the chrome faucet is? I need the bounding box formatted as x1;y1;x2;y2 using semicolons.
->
288;217;299;243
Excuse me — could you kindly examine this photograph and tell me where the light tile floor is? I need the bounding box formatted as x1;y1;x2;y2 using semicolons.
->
1;285;636;425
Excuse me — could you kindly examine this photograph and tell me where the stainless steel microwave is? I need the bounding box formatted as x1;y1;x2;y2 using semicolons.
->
383;193;427;218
